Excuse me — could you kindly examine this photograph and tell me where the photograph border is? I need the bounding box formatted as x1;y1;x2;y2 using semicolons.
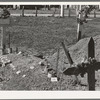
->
0;0;100;99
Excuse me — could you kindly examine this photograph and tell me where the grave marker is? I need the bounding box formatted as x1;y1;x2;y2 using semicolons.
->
56;48;60;77
0;18;10;55
87;37;95;90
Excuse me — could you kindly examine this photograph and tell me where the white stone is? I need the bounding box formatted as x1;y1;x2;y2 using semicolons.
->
10;64;15;70
47;73;52;78
51;77;58;82
17;51;22;55
30;66;34;69
22;75;26;78
16;70;21;75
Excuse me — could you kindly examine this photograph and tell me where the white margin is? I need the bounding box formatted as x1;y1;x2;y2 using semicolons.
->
0;2;100;5
0;1;100;99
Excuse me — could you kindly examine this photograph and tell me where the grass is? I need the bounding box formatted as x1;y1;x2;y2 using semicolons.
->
1;16;100;90
6;16;77;55
6;16;100;55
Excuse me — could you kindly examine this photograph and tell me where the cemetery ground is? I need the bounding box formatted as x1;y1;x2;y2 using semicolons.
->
1;16;100;90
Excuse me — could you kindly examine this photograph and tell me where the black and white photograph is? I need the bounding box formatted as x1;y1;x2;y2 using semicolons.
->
0;1;100;95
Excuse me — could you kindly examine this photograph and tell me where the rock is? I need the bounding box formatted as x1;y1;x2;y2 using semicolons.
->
17;51;22;55
38;61;45;66
30;66;34;69
47;73;52;78
22;75;26;78
51;77;58;82
16;70;21;75
10;64;16;70
34;53;44;59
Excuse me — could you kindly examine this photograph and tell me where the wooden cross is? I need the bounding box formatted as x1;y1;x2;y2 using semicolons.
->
62;37;96;90
87;37;95;90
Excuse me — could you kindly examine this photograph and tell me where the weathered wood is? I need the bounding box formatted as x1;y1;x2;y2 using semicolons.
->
77;29;82;41
22;6;24;17
35;6;38;17
94;9;96;18
68;5;71;17
16;47;18;53
10;48;12;53
88;37;95;90
56;48;60;77
77;5;82;41
8;33;10;48
0;27;6;55
61;42;73;65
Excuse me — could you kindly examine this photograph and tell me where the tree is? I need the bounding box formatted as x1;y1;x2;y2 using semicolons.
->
77;5;97;41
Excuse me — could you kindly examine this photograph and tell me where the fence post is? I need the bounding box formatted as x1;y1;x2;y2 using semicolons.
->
35;6;38;17
16;47;18;53
94;9;96;18
68;5;71;17
56;48;60;77
61;42;73;65
0;26;6;55
22;6;24;17
88;37;95;90
8;33;10;49
60;5;64;17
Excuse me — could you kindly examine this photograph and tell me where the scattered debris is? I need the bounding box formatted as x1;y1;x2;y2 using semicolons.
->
0;78;4;82
34;53;44;59
17;51;22;55
9;64;16;70
38;61;45;66
51;77;58;82
22;74;26;78
30;66;34;69
47;73;52;78
16;70;21;75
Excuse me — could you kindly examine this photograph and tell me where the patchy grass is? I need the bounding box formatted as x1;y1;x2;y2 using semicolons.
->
6;16;100;55
2;16;100;90
6;16;77;55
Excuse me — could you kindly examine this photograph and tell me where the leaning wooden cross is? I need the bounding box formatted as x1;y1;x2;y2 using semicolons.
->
62;37;100;90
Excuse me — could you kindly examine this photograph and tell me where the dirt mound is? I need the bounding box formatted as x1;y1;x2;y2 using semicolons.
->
1;35;100;90
49;35;100;71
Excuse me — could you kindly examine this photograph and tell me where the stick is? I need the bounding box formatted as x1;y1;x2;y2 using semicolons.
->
1;26;6;55
8;33;10;48
61;42;73;65
68;5;71;17
94;9;96;18
56;48;60;77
